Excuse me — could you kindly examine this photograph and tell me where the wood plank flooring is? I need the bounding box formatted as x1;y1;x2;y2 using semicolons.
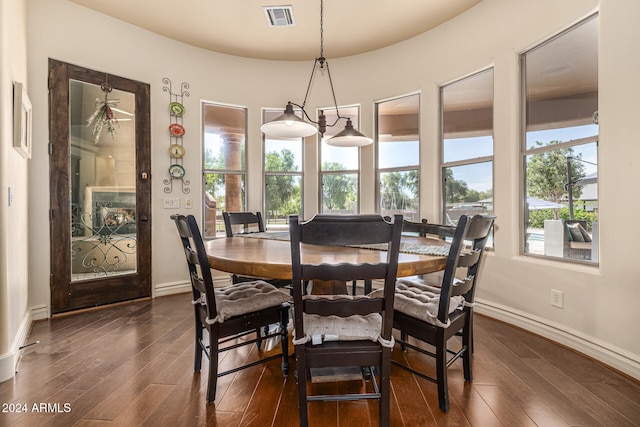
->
1;292;639;426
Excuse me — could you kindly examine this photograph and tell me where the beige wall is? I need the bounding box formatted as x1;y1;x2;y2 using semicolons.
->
10;0;638;384
0;0;30;382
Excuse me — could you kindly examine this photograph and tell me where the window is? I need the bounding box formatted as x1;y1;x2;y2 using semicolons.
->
522;15;598;263
263;109;303;230
441;69;494;244
202;102;246;238
319;106;360;214
376;93;420;220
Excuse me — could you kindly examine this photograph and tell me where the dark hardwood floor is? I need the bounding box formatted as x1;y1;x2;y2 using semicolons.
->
1;292;639;426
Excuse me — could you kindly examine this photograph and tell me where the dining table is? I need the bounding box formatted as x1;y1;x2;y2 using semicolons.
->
204;230;451;382
204;231;450;292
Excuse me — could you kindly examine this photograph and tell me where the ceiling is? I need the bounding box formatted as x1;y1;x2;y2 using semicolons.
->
70;0;597;130
70;0;483;61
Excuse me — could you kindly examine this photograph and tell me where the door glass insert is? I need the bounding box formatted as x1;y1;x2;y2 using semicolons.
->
69;80;137;280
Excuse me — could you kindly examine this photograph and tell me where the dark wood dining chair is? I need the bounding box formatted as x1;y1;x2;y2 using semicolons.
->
353;217;429;295
222;211;265;237
289;214;403;427
401;217;429;236
385;214;495;412
222;211;291;289
171;214;291;404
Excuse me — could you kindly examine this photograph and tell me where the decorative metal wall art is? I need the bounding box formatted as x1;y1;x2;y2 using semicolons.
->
162;77;190;194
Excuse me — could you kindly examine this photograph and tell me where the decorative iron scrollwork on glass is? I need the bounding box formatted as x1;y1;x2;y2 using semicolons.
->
71;202;137;276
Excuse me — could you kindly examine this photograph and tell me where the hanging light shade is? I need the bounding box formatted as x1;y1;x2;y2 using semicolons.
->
260;102;318;138
260;0;372;147
326;118;373;147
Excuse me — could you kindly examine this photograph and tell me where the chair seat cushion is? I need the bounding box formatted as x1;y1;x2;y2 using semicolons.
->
207;280;291;324
569;241;591;250
370;278;464;328
293;295;387;345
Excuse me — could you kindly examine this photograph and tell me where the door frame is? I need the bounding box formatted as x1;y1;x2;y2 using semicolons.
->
49;59;152;313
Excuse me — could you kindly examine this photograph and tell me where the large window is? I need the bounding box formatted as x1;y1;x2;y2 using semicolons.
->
441;69;494;240
376;93;420;221
202;102;246;238
263;109;303;230
522;15;598;263
319;106;360;214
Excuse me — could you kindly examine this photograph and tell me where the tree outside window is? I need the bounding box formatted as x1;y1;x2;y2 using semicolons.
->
263;108;303;229
320;106;360;214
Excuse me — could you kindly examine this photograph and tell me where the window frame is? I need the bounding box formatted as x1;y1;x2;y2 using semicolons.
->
520;14;599;264
318;105;362;215
375;92;421;221
439;68;495;238
262;108;305;230
201;101;248;238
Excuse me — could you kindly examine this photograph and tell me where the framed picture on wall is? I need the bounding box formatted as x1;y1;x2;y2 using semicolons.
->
13;81;32;159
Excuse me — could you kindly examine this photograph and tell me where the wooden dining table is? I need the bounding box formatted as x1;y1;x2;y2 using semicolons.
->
204;232;449;284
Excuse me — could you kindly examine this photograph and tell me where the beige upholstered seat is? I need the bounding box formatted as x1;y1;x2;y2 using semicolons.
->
371;277;464;328
295;294;387;344
204;280;292;323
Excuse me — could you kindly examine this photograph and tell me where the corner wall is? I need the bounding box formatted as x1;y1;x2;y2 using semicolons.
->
0;0;31;382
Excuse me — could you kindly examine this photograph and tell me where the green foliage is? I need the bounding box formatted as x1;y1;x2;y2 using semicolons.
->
322;162;357;211
526;141;585;203
204;172;245;212
265;149;295;172
527;207;598;230
443;168;492;204
559;207;598;229
264;149;301;218
204;138;248;210
205;173;224;208
527;209;556;229
444;168;468;203
380;170;419;211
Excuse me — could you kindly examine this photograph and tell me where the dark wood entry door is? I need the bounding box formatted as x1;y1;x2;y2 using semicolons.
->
49;59;152;313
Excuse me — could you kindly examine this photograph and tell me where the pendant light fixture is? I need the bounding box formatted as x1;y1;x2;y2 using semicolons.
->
260;0;373;147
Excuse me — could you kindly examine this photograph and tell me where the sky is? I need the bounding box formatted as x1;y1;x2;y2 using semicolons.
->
218;122;598;195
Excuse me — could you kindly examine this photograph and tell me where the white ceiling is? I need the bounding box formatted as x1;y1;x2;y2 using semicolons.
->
70;0;483;61
70;0;597;120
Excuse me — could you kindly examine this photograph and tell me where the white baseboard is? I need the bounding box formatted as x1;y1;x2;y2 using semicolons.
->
476;298;640;381
213;275;232;288
154;280;191;297
31;304;49;321
0;309;32;383
154;275;233;298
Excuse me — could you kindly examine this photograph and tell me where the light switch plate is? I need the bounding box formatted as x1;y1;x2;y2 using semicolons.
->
163;198;180;209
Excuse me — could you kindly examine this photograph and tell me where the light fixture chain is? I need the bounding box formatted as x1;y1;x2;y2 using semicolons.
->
319;0;324;58
324;61;342;118
301;59;319;109
261;0;373;144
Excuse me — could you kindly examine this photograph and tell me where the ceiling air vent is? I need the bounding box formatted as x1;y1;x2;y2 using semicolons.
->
263;6;295;27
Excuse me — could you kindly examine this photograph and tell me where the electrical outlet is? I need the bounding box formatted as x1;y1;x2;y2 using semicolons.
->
551;289;564;308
